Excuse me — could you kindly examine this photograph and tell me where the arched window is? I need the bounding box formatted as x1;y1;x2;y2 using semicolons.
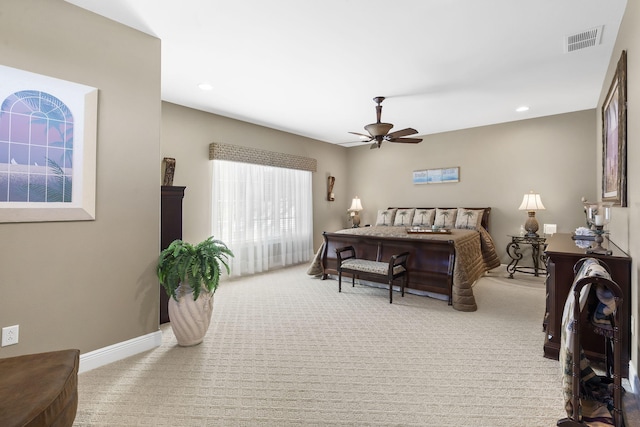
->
0;90;74;202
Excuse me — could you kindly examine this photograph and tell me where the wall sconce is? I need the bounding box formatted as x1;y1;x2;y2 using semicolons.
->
519;191;545;237
327;176;335;201
348;197;363;228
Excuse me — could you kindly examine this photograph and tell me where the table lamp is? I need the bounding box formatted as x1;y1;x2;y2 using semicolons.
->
348;197;363;228
519;191;545;237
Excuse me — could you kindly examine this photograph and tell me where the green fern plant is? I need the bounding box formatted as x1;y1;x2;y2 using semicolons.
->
157;237;234;301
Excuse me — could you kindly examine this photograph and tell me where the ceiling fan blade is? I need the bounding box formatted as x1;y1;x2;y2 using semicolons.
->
348;131;373;141
386;128;418;139
370;142;380;149
389;137;423;144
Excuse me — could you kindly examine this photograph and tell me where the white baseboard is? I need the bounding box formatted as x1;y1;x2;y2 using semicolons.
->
79;330;163;374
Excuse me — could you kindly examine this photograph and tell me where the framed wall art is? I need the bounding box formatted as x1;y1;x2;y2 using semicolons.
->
602;50;627;207
0;65;98;222
413;167;459;184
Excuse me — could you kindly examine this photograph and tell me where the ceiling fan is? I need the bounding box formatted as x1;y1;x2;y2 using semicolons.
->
349;96;423;149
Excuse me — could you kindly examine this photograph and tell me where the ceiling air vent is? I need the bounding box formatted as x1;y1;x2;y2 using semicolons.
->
565;26;603;53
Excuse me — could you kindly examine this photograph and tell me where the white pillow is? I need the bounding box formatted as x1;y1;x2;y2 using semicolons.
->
454;208;484;229
434;208;457;229
411;209;436;226
393;208;415;226
375;208;397;226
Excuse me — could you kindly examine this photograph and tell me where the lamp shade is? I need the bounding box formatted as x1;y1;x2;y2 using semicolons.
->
519;192;545;211
349;197;363;211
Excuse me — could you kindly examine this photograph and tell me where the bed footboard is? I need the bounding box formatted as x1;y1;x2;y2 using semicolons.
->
322;231;456;303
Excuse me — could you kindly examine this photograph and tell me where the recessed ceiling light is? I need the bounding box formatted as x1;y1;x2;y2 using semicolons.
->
516;106;530;112
198;83;213;91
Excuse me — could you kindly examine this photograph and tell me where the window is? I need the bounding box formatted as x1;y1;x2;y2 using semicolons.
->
212;159;313;276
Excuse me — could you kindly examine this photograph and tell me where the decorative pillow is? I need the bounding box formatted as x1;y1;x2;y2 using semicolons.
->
434;208;457;229
454;208;484;229
411;209;436;227
393;208;415;226
375;209;397;226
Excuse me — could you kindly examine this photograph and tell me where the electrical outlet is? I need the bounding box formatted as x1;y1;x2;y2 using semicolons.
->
1;325;19;346
543;224;557;235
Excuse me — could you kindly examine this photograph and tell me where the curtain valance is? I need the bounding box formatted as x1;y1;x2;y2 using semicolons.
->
209;142;317;172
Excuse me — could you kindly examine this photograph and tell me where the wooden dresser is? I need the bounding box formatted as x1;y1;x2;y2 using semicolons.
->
160;185;186;324
543;233;631;376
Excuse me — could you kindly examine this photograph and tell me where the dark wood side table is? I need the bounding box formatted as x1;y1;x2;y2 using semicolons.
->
543;233;631;377
160;185;186;324
506;235;547;278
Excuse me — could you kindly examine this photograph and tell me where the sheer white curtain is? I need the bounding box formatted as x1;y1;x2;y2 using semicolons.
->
212;160;314;277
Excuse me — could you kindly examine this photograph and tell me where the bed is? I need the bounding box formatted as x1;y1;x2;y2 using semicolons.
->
309;207;501;311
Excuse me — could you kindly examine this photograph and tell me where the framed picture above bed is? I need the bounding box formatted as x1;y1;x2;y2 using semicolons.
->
413;167;459;184
602;50;627;207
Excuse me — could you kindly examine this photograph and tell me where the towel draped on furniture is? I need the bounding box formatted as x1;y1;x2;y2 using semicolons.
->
559;258;623;427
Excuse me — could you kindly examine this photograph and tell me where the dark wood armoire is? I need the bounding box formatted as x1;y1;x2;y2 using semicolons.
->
160;185;186;324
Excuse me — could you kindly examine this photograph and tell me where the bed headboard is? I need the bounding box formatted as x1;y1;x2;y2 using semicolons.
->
388;207;492;231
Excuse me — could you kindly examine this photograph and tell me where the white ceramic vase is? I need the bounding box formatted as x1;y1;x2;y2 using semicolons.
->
167;283;214;346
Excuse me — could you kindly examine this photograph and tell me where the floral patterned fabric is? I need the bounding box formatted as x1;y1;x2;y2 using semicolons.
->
341;259;406;276
560;258;616;426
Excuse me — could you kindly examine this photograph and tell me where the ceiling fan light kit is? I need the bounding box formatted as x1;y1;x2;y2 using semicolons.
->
365;122;393;136
349;96;423;149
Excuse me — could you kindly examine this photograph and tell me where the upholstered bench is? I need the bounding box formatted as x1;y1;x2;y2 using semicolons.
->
336;245;409;303
0;349;80;427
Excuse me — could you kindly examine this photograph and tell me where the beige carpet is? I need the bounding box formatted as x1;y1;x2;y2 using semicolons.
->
75;264;566;426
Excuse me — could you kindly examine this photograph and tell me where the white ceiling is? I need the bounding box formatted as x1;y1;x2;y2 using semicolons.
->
65;0;627;147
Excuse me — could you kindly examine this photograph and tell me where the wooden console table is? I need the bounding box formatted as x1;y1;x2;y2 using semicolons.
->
543;233;631;377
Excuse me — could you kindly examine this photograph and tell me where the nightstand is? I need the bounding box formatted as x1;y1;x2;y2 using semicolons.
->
506;235;547;278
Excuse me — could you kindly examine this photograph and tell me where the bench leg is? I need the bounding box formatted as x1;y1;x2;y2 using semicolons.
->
389;279;393;304
338;271;342;292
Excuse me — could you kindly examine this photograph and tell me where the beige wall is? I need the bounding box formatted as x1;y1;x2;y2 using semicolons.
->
162;104;598;266
0;0;161;357
346;110;597;262
597;0;639;379
161;102;349;250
